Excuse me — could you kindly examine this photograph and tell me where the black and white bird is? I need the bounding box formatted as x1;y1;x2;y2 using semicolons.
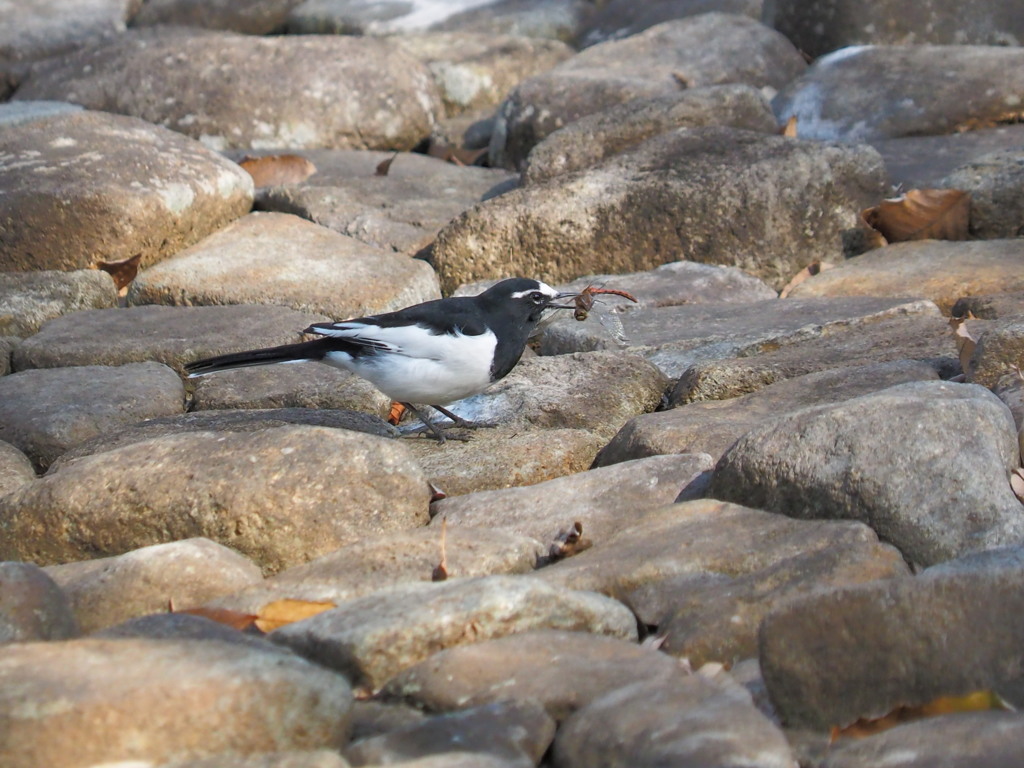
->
185;278;578;442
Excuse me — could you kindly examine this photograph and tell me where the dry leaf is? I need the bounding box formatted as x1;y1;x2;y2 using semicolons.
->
96;253;143;294
949;313;978;376
432;517;449;581
779;260;834;299
781;116;798;137
427;142;488;166
1011;468;1024;503
176;606;258;632
375;152;399;176
253;598;336;633
238;154;317;187
862;189;970;243
832;690;1008;740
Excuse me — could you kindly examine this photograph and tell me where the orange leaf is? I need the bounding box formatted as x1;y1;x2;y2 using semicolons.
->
238;154;317;187
254;598;336;633
781;116;798;137
388;401;406;425
779;260;834;299
833;690;1007;740
862;189;970;243
176;606;259;632
95;253;143;293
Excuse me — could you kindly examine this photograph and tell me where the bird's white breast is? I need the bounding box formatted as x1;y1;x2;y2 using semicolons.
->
322;327;499;405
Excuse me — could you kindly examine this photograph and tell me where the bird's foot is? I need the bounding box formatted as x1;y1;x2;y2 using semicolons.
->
430;405;497;431
400;403;473;444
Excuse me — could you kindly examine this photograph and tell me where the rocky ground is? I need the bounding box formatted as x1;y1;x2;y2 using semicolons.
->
2;1;1024;767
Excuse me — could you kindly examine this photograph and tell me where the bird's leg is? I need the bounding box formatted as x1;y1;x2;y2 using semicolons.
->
430;404;496;430
400;403;471;443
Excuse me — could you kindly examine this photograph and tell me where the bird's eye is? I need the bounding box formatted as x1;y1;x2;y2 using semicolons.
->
530;292;546;303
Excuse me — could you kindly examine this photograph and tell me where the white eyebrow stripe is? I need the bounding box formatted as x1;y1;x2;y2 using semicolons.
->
510;283;559;300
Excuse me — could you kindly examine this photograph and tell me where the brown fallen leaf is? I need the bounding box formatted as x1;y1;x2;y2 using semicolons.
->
779;260;834;299
253;598;336;633
432;517;449;581
949;313;978;377
375;152;399;176
781;115;798;137
238;154;317;187
175;605;259;632
96;253;143;294
388;401;406;425
831;689;1009;741
862;189;970;243
427;142;488;167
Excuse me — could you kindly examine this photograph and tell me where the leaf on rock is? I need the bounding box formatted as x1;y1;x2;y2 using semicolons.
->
548;521;592;561
254;598;336;633
375;152;399;176
427;142;488;167
95;253;143;294
862;189;970;243
176;606;259;632
779;260;834;299
832;690;1009;740
948;313;978;377
238;154;317;187
781;116;798;137
388;401;406;425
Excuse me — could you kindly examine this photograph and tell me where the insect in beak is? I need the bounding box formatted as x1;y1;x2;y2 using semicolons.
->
545;291;582;310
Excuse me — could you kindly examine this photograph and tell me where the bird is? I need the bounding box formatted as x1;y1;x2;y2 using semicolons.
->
184;278;579;442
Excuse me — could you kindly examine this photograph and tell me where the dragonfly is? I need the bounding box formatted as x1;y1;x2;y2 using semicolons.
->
570;285;638;345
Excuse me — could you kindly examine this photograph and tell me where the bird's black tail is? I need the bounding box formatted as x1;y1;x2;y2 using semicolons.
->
185;339;330;376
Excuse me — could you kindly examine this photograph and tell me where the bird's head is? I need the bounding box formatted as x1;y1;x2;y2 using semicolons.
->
480;278;579;323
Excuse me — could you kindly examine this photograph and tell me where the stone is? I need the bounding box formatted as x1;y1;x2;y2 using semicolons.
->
395;33;573;115
490;14;805;168
523;84;779;184
44;538;264;634
537;500;909;666
0;100;82;127
406;427;606;498
760;558;1024;728
596;359;941;465
430;0;595;41
773;45;1024;142
710;380;1024;566
12;304;329;375
434;127;887;294
248;149;514;256
0;109;253;272
350;700;427;744
0;425;431;573
14;27;443;151
674;310;959;403
48;408;397;471
0;561;78;643
208;526;543;615
787;239;1024;313
0;638;352;768
871;123;1024;189
763;0;1024;59
953;291;1024;320
190;363;392;418
432;454;715;544
821;711;1024;768
942;150;1024;239
345;699;554;768
94;612;286;651
0;270;118;338
0;0;134;73
0;337;15;376
540;296;936;379
553;674;794;768
0;362;185;472
285;0;547;35
129;0;302;34
270;575;638;692
0;440;35;497
577;0;761;47
382;630;690;721
128;212;441;318
970;317;1024;389
167;751;351;768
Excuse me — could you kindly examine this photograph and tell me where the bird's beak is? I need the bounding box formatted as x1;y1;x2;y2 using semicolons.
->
545;291;580;310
